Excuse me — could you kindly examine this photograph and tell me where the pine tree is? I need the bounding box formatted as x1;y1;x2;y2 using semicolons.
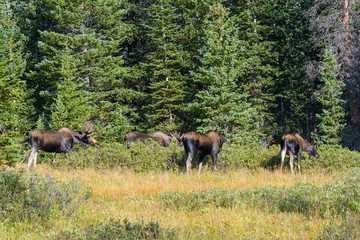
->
50;47;89;129
82;0;135;141
0;0;33;163
26;0;134;141
262;0;317;137
308;0;360;148
189;1;256;137
140;0;186;132
28;0;93;130
229;0;279;139
316;48;346;145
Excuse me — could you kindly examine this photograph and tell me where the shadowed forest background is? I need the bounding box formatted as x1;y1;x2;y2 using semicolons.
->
1;0;360;163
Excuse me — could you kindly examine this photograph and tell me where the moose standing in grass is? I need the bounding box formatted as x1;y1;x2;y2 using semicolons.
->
27;122;98;171
280;133;319;177
180;128;230;175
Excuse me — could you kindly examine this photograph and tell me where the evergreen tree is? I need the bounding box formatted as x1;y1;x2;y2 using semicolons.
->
85;0;135;141
263;0;317;138
10;0;359;146
27;0;134;141
140;0;186;132
0;0;33;163
316;48;346;145
27;0;93;129
50;47;89;129
228;0;279;139
308;0;360;149
189;1;256;138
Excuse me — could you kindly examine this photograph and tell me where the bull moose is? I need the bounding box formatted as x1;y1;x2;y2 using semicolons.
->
280;133;319;177
181;128;229;175
124;131;172;147
27;122;98;171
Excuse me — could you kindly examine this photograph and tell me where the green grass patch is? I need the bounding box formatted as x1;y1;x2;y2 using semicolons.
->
50;219;177;240
158;171;360;217
0;169;92;224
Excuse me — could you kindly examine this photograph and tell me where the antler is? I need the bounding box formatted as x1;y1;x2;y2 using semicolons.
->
170;131;182;141
223;126;229;136
85;122;94;134
79;122;95;134
231;127;236;137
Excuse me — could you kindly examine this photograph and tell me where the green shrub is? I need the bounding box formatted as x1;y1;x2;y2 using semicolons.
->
320;212;360;240
158;189;239;211
0;169;92;224
220;144;278;170
158;171;360;217
54;219;177;240
47;141;185;172
220;144;360;172
0;135;26;167
34;142;360;173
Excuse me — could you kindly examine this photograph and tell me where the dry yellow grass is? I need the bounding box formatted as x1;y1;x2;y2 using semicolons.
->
35;166;337;197
8;165;340;239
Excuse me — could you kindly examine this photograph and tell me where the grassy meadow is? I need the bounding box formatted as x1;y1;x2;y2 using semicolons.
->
1;143;360;239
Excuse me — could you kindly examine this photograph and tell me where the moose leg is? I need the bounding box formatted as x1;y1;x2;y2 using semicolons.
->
62;139;73;162
53;153;57;162
33;152;38;168
211;152;218;171
280;145;287;173
186;152;193;175
198;155;206;174
297;151;302;174
27;149;37;171
27;152;33;171
289;152;295;178
184;139;195;175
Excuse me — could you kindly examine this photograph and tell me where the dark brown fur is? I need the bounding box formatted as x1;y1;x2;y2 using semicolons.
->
27;124;97;171
182;130;228;174
280;133;319;177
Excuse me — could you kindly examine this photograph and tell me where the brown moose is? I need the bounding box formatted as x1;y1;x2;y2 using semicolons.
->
280;133;319;177
27;122;97;171
181;128;229;175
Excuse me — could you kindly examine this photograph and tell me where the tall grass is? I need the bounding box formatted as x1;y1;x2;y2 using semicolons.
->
3;141;360;239
17;167;348;239
158;172;360;217
32;142;360;173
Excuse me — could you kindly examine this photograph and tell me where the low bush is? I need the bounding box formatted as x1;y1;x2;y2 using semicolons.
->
35;141;360;173
54;219;177;240
158;189;238;211
47;141;185;172
158;171;360;217
320;212;360;240
220;144;360;171
0;169;92;224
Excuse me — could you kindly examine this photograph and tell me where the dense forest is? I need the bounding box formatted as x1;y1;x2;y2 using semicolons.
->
0;0;359;161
